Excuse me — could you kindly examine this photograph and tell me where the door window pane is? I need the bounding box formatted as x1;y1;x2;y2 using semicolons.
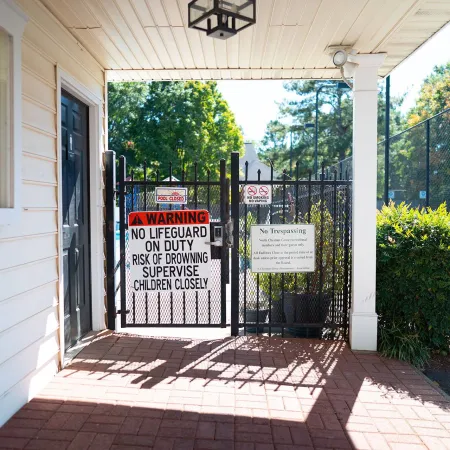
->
0;28;12;208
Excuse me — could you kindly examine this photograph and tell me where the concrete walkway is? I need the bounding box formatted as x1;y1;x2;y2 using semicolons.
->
1;333;450;450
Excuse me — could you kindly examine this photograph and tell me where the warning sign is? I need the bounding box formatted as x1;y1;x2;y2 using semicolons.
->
244;184;272;205
155;187;188;204
128;210;211;292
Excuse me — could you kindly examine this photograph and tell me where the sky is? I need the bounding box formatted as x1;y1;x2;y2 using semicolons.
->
216;23;450;144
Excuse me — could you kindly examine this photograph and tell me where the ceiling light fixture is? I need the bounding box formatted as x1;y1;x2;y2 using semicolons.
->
188;0;256;40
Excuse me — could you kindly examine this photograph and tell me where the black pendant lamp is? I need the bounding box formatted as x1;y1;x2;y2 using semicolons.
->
188;0;256;40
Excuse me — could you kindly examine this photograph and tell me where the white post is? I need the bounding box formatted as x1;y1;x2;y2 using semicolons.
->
349;53;386;351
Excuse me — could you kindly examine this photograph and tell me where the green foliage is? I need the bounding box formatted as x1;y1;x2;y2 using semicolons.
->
239;200;346;304
108;81;244;180
407;62;450;125
379;63;450;205
258;81;404;178
378;323;430;369
376;202;450;365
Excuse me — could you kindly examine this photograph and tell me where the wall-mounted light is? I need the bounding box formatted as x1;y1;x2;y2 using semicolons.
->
327;46;357;91
332;49;348;67
188;0;256;40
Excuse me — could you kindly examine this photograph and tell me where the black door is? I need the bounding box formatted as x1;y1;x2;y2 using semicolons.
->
61;90;92;350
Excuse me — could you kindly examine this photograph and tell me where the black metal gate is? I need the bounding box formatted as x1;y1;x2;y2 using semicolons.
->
110;154;229;328
229;152;352;339
106;151;351;337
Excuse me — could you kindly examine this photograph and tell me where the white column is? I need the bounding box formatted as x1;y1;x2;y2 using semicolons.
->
349;53;386;351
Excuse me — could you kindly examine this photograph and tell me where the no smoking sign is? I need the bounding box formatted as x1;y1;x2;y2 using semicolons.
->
244;184;272;205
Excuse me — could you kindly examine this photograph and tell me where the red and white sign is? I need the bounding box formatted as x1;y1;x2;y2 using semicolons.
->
244;184;272;205
155;187;188;204
128;210;211;292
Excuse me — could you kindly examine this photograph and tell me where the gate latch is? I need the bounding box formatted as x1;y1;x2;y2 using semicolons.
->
206;225;224;247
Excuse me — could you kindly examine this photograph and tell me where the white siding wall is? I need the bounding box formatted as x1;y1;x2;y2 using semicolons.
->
0;0;106;426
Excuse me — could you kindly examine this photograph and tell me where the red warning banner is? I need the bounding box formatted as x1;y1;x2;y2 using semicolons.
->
128;210;210;227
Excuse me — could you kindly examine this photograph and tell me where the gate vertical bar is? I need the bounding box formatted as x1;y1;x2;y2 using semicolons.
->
105;150;116;331
119;155;127;328
256;169;261;335
331;170;338;326
156;169;161;324
194;162;198;324
268;162;274;337
220;159;228;328
169;162;174;324
318;163;325;336
343;177;351;338
143;160;148;324
181;168;186;324
281;170;287;337
243;162;249;335
207;169;211;325
130;170;136;325
225;178;230;285
230;152;240;336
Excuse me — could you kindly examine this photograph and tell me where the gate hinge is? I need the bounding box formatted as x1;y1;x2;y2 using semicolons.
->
116;309;130;315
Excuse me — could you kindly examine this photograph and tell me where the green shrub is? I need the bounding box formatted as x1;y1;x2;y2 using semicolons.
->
376;202;450;365
378;323;430;368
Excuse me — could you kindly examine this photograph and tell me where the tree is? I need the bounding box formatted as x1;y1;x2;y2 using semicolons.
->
259;80;404;181
407;62;450;126
108;81;244;180
258;81;353;178
396;63;450;206
108;82;148;168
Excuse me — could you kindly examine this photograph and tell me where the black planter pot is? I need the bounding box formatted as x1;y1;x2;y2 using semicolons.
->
283;293;332;338
264;303;284;333
245;308;269;333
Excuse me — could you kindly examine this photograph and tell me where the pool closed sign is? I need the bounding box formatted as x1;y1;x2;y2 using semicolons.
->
128;210;211;292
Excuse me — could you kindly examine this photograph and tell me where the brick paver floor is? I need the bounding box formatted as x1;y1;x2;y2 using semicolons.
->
2;333;450;449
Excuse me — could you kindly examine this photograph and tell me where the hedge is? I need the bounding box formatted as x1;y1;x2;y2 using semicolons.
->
376;202;450;366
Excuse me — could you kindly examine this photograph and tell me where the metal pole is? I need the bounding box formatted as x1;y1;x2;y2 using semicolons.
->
219;159;228;328
289;130;293;178
314;88;320;177
119;155;127;329
105;150;116;331
384;75;390;204
426;118;430;207
230;152;240;336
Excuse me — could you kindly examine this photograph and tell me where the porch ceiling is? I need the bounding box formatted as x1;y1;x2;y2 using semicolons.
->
40;0;450;81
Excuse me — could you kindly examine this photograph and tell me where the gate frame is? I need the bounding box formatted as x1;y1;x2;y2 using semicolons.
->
229;151;352;338
109;155;229;329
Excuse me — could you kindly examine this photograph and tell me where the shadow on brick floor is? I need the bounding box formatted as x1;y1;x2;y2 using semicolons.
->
1;333;450;449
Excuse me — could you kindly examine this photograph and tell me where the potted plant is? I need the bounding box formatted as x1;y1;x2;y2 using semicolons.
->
243;287;270;333
281;202;344;337
256;272;284;328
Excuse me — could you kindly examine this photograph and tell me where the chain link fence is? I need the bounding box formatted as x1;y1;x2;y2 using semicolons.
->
319;108;450;210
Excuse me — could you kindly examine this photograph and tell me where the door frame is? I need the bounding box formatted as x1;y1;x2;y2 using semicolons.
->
56;66;104;366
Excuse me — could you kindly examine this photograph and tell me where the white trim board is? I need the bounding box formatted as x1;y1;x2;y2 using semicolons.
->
56;66;105;367
0;0;28;224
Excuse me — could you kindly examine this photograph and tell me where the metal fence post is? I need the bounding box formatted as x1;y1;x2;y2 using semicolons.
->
426;119;431;207
230;152;240;336
119;155;127;328
384;75;390;205
220;159;228;328
105;150;116;330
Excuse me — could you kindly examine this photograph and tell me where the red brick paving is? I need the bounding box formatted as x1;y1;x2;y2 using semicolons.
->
1;334;450;449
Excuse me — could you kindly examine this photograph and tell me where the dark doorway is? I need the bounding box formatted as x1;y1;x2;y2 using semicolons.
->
61;90;92;350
